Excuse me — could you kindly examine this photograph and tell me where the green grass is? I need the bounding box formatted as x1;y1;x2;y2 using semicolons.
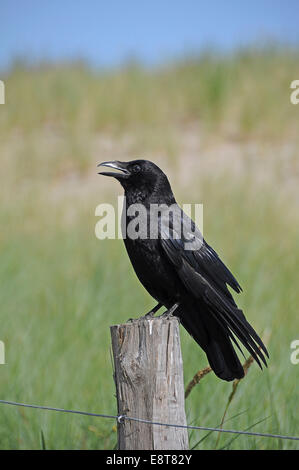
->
0;177;298;449
2;48;299;135
0;48;298;449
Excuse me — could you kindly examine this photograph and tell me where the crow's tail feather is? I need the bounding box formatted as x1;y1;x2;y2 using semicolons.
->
179;310;245;381
205;335;245;381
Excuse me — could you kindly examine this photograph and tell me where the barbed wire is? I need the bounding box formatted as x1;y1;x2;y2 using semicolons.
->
0;399;298;442
0;400;117;419
120;415;299;441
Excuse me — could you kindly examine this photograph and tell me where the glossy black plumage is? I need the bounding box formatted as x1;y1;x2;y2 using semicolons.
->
98;159;269;381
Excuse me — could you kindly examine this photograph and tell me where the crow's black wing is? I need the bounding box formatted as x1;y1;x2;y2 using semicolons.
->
193;240;242;292
160;206;241;303
159;208;268;367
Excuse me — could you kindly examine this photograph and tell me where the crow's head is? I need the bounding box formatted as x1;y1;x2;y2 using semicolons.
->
98;159;174;202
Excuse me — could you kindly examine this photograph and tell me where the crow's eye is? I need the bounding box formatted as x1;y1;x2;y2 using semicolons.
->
133;164;141;173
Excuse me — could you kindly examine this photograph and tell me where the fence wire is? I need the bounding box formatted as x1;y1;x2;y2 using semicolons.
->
0;399;298;442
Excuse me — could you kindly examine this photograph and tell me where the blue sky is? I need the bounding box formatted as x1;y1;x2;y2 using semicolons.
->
1;0;299;70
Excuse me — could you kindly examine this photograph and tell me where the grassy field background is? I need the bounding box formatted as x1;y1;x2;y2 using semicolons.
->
0;47;298;449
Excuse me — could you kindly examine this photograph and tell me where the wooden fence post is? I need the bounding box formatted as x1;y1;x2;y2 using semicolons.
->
110;316;189;450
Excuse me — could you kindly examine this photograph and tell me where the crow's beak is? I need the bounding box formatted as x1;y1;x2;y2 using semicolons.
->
97;161;130;179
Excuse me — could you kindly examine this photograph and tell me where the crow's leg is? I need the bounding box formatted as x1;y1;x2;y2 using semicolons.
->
159;302;180;319
127;303;163;322
143;302;163;318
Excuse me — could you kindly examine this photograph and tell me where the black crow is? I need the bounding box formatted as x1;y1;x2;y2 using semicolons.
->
98;159;268;381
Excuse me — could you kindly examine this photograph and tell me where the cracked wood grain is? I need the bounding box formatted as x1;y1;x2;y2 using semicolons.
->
110;316;189;450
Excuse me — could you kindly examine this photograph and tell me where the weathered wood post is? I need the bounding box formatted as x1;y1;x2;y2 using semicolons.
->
110;316;189;450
